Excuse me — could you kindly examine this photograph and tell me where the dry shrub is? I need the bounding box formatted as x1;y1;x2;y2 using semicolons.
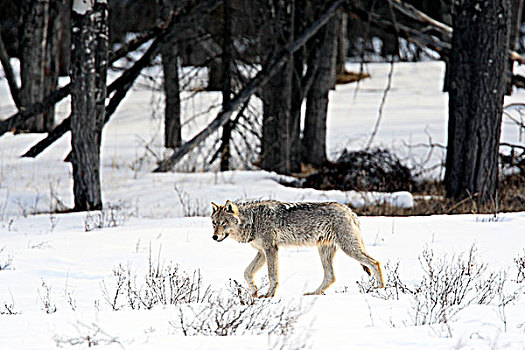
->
352;174;525;216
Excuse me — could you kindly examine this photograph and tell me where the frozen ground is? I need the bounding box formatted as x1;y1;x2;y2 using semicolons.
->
1;61;525;349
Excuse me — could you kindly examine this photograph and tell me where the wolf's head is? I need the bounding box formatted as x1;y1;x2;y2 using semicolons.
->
210;200;240;242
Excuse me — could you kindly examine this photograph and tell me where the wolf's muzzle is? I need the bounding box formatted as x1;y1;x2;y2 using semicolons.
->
213;233;229;242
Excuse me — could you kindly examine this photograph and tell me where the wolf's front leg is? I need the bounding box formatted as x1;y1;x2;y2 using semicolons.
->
260;246;279;298
244;251;266;297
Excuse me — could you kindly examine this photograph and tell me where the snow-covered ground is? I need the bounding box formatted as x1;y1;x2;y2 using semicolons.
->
1;61;525;349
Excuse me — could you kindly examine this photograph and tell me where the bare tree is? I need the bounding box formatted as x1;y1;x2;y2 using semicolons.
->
302;11;338;167
219;0;233;170
444;0;510;202
157;0;182;150
18;0;49;133
70;0;108;211
260;0;295;174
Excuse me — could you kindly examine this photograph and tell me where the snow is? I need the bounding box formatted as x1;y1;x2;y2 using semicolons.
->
72;0;94;15
1;60;525;349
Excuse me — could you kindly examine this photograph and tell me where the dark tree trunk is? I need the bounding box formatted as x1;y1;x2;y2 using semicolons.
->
157;0;181;149
335;9;347;77
260;1;294;174
43;0;65;132
506;0;523;94
433;0;453;93
19;0;49;133
444;0;509;203
289;0;306;173
219;0;233;171
70;0;108;211
58;0;71;76
302;16;337;167
207;59;223;91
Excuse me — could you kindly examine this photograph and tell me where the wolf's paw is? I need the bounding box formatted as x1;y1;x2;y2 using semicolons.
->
257;292;276;298
303;291;323;296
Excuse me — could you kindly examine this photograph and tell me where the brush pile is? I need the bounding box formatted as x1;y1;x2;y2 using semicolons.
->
298;148;416;192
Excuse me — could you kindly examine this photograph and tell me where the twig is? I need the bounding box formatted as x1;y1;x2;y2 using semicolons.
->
365;0;399;150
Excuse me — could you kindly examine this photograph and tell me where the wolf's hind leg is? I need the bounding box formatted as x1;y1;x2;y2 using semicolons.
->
337;236;385;288
305;243;337;295
244;251;266;297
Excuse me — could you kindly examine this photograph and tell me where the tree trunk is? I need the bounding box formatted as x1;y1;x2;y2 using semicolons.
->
335;9;348;77
260;1;294;174
506;0;523;94
444;0;509;203
219;0;233;171
157;0;181;149
58;0;71;76
43;0;65;131
70;0;108;211
207;59;223;91
302;16;337;167
289;0;306;173
19;0;49;133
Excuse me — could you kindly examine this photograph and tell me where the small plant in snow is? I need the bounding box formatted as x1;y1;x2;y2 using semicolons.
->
100;248;211;311
39;279;57;314
84;204;128;232
358;245;512;326
0;292;20;315
357;260;407;300
172;280;306;336
515;250;525;283
0;246;13;271
54;322;122;348
100;264;127;311
174;185;209;217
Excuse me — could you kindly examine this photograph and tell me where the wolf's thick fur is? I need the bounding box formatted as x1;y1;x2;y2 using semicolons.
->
211;199;385;297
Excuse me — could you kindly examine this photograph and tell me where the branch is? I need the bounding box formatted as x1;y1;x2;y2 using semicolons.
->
154;0;349;172
0;84;71;137
0;30;21;109
389;0;525;64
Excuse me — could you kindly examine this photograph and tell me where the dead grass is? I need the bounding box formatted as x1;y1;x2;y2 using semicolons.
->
351;174;525;216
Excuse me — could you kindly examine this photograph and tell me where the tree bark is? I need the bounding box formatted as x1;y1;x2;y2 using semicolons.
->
19;0;49;133
506;0;523;94
43;0;65;131
303;16;337;167
335;9;348;77
260;0;295;174
219;0;233;171
289;0;306;173
157;0;182;149
70;0;108;211
444;0;510;203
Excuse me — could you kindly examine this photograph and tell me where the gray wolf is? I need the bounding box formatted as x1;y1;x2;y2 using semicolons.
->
210;199;385;297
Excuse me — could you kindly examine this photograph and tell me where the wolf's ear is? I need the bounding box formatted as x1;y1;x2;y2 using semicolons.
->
211;202;220;213
225;200;239;215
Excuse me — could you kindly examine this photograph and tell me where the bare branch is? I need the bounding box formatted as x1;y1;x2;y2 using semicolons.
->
0;30;21;109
